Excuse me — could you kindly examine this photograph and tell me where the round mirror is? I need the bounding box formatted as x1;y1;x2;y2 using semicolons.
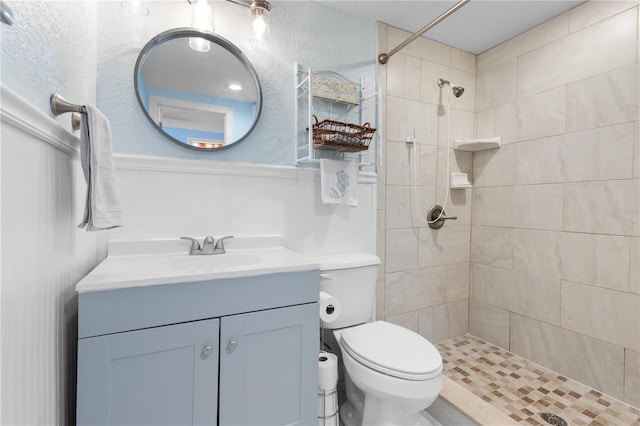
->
134;28;262;151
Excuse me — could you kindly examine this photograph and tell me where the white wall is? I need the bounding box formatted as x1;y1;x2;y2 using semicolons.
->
1;2;101;424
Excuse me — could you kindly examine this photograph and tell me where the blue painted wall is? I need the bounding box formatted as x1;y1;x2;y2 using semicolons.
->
97;1;377;165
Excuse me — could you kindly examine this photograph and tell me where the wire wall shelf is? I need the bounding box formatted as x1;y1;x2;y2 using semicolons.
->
294;63;380;173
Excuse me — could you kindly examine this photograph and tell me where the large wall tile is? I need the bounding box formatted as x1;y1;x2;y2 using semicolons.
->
515;124;635;185
569;1;640;33
415;144;439;186
471;226;514;269
377;210;386;280
385;141;411;186
473;186;515;228
473;264;561;325
387;26;451;66
386;185;413;229
421;62;476;112
476;87;566;144
518;9;638;98
512;184;564;231
376;278;385;321
625;349;640;407
438;108;476;147
385;267;447;316
567;64;639;132
476;59;517;111
434;187;472;227
387;53;421;101
386;96;438;144
561;281;640;351
418;299;469;344
386;310;418;333
478;13;569;73
451;48;476;74
514;229;630;292
446;262;470;302
564;180;640;236
631;237;640;295
385;228;418;272
418;226;470;268
469;299;510;350
511;314;625;400
473;144;515;188
635;121;640;178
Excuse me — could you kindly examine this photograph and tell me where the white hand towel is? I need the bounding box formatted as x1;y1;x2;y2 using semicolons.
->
78;105;123;231
320;159;358;206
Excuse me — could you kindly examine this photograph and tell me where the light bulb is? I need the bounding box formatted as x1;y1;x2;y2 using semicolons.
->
189;0;213;53
249;14;270;48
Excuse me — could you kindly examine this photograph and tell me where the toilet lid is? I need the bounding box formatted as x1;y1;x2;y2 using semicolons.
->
340;321;442;381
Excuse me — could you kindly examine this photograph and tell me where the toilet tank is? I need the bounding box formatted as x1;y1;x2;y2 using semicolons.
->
312;252;380;330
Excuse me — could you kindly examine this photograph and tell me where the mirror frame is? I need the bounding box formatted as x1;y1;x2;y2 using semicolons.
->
134;27;263;151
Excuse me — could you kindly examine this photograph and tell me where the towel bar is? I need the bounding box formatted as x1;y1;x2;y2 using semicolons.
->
50;93;83;131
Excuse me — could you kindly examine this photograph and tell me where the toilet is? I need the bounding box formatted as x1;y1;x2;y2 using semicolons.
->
314;253;443;426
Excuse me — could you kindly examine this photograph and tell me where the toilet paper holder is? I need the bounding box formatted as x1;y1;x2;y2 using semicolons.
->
317;384;339;425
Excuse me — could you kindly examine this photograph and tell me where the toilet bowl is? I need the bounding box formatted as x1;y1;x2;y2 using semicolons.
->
335;321;442;426
313;253;443;426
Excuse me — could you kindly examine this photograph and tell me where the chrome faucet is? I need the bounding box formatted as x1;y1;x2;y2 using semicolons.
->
180;235;234;255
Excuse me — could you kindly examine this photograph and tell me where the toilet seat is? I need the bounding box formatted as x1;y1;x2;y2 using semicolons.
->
339;321;442;381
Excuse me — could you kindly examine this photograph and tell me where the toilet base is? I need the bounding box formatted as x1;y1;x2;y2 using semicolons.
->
340;397;436;426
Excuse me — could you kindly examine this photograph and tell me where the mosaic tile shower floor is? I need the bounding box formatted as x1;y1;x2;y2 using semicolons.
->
435;335;640;426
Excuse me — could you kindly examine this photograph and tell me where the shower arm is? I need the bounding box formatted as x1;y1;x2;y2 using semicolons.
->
378;0;470;65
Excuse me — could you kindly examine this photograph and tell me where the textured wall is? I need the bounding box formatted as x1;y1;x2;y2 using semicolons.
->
0;1;97;125
470;1;640;407
376;23;476;342
96;0;377;165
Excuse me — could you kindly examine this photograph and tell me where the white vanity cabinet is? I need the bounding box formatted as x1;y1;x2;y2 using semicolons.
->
76;269;319;426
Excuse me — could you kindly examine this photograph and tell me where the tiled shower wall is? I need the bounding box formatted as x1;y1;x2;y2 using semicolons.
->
376;23;476;342
470;1;640;408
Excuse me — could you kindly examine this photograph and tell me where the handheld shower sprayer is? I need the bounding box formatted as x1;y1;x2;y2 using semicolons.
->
437;78;465;98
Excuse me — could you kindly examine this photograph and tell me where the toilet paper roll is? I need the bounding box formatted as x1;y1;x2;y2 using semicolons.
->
319;291;341;324
318;352;338;391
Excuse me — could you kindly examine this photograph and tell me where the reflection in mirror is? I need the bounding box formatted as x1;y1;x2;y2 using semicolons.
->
134;28;262;151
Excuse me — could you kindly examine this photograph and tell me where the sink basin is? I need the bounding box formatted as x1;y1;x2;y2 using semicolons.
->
76;236;319;293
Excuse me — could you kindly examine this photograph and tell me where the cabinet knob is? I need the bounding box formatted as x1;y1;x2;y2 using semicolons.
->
201;345;213;358
227;340;238;352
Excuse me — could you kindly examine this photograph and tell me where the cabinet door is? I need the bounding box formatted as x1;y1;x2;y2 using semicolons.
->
219;304;318;426
77;319;219;426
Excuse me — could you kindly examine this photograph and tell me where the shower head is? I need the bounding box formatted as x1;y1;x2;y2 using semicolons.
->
437;78;465;98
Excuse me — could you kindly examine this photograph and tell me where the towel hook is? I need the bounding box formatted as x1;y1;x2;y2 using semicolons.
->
50;93;83;131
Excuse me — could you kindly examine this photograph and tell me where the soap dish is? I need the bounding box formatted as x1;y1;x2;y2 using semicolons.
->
450;173;472;189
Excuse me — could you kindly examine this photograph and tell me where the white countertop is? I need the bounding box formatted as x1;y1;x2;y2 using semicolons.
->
76;236;319;293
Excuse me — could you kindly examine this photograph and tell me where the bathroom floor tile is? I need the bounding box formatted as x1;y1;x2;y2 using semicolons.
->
436;335;640;426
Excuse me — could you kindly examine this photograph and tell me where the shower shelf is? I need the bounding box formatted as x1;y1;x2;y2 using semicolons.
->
454;137;501;152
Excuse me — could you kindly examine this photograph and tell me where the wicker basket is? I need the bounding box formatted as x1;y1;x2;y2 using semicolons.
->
310;115;376;152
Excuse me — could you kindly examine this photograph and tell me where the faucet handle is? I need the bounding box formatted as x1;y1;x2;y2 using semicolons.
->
180;236;202;254
214;235;234;251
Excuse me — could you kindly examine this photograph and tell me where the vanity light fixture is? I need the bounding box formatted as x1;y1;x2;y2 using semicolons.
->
228;84;243;91
224;0;272;48
120;0;149;16
188;0;214;52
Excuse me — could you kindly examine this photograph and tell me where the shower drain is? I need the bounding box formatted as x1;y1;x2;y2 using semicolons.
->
540;412;568;426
